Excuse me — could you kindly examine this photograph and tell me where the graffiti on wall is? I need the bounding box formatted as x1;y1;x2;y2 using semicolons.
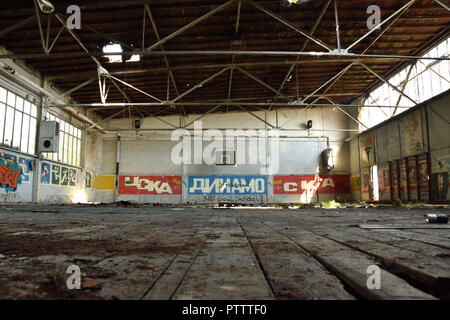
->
40;162;91;188
0;158;22;192
119;175;182;195
377;164;390;196
400;110;423;157
360;132;376;168
273;175;351;194
188;176;266;195
0;192;21;202
437;155;450;173
432;172;449;200
0;152;33;193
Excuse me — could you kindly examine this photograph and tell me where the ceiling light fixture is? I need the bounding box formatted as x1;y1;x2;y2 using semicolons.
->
102;43;140;63
281;0;315;7
36;0;55;14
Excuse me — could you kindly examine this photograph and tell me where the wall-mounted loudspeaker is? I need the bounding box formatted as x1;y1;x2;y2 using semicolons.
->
134;119;142;129
38;121;60;153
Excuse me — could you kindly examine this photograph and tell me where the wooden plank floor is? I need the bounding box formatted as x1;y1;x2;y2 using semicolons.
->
0;204;448;300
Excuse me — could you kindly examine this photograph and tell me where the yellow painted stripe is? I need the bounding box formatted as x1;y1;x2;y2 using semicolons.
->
93;175;116;190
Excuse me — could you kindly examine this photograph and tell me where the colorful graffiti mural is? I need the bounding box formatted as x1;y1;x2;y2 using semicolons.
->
0;152;33;192
273;175;351;195
188;176;266;195
0;158;22;192
41;163;50;184
41;161;91;188
119;175;182;195
0;152;34;193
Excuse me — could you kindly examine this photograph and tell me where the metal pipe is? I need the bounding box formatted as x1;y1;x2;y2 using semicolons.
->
49;102;413;109
334;0;341;51
1;51;447;61
102;128;360;133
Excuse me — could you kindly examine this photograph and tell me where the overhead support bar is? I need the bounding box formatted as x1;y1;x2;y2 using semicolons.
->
109;75;162;102
47;78;96;105
346;0;417;52
359;62;417;105
321;96;368;129
33;0;48;53
236;105;275;128
236;67;291;102
0;15;35;39
269;0;332;111
145;4;186;115
435;0;450;11
334;0;341;51
89;109;126;129
146;0;234;51
49;102;413;109
170;67;230;103
2;50;447;61
184;105;222;128
302;63;354;103
244;0;332;52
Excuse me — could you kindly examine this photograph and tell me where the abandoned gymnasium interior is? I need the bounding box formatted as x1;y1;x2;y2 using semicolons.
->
0;0;449;306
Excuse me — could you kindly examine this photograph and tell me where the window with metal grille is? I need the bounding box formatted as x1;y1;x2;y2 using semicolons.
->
0;86;38;155
43;111;82;167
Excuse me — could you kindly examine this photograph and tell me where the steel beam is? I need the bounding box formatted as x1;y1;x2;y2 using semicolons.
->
184;105;222;128
236;105;275;128
245;0;332;51
346;0;417;52
0;15;35;40
236;67;291;102
145;5;186;115
334;0;341;52
170;67;230;103
302;63;354;103
146;1;234;51
359;62;417;105
226;1;242;108
110;75;162;102
268;0;332;110
322;96;368;129
49;102;412;109
435;0;450;11
47;78;96;104
1;51;447;61
33;0;48;53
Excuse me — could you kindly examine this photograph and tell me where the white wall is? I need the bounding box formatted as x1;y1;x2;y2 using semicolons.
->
99;107;353;204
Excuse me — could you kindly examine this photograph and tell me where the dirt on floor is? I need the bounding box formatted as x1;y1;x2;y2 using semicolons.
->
0;203;448;300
